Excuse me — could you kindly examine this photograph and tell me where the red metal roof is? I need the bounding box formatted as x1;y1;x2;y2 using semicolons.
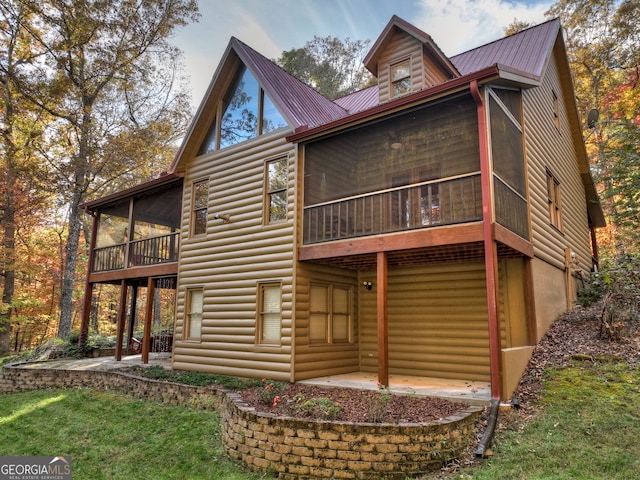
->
334;85;378;115
232;38;348;129
451;18;560;80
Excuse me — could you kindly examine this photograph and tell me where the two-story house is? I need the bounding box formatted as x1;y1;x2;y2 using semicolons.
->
80;16;604;402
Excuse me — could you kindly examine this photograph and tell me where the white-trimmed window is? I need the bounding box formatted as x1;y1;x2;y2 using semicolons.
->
258;282;281;344
309;284;352;344
547;169;563;230
192;180;208;236
391;59;411;98
185;287;203;341
266;158;287;223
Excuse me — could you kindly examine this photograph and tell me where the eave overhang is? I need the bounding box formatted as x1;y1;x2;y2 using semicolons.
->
80;172;183;213
287;64;540;144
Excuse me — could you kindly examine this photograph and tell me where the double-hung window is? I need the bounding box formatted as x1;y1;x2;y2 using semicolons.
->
258;282;281;344
185;287;203;341
266;158;287;223
192;180;208;236
547;169;563;230
391;59;411;98
309;284;352;344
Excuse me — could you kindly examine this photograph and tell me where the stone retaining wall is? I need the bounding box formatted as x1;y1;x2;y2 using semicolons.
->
1;363;482;479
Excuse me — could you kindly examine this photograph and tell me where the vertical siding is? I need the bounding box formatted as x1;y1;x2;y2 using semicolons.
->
359;263;491;382
173;131;297;381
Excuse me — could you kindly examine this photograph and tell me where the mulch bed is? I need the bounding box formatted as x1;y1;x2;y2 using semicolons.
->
239;382;469;423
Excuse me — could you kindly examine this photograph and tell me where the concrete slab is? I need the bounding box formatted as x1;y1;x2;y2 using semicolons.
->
300;372;491;406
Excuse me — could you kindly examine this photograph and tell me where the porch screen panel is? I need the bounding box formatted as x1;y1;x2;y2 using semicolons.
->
304;94;480;206
489;91;529;240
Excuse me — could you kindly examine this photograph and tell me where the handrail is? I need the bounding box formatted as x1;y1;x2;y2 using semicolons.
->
92;232;179;272
303;173;483;244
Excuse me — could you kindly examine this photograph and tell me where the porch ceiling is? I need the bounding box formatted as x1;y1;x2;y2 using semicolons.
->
302;241;523;270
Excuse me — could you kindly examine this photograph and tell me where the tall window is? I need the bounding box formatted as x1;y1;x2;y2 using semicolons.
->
198;65;287;154
547;169;562;230
258;283;281;344
192;180;208;236
309;284;352;344
185;288;203;341
391;59;411;98
266;158;287;223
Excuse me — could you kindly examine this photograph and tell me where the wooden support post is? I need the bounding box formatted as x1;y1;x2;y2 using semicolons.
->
142;277;155;364
377;251;389;387
115;280;127;361
127;285;138;355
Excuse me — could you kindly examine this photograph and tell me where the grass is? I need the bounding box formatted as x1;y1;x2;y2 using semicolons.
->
2;360;639;479
451;359;640;480
0;388;267;480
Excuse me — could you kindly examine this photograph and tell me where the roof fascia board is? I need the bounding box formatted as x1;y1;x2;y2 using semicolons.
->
287;66;501;143
81;172;183;211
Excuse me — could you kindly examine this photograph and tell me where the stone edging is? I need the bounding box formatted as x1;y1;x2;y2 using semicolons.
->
1;363;482;479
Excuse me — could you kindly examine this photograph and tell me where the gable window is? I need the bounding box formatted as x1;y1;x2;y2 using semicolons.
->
199;65;287;154
309;284;352;344
185;287;203;341
547;169;563;230
391;59;411;97
258;282;281;344
192;180;208;236
266;158;287;223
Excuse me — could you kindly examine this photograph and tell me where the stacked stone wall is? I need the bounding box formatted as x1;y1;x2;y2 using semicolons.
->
1;363;482;479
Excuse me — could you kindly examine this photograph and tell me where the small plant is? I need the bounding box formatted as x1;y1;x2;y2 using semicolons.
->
258;378;286;405
365;382;392;422
299;397;343;419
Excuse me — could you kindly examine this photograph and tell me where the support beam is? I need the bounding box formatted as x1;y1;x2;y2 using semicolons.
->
142;277;155;364
127;285;138;355
115;280;127;361
377;251;389;387
471;80;502;401
78;211;99;345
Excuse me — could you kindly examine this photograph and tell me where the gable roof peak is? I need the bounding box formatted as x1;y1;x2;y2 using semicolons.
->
363;15;460;78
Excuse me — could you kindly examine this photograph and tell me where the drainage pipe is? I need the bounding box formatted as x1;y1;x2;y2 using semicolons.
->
475;398;500;458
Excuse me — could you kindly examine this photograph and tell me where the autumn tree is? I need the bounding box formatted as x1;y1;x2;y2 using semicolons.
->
546;0;640;258
276;36;374;100
4;0;199;339
0;1;53;354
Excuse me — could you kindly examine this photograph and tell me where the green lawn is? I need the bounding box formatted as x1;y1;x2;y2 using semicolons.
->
450;360;640;480
2;360;639;480
0;388;266;480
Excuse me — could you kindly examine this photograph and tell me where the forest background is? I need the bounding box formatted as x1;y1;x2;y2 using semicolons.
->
1;0;638;354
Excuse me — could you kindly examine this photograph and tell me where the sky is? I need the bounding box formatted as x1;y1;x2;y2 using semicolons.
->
172;0;556;104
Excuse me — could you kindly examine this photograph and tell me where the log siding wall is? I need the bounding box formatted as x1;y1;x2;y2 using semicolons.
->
522;47;594;333
173;131;297;381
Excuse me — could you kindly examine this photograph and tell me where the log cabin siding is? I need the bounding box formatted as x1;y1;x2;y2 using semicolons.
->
377;30;424;104
292;263;359;380
358;263;491;382
173;131;297;381
523;54;592;274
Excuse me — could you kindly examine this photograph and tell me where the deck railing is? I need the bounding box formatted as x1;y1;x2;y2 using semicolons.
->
92;232;179;272
303;173;482;244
